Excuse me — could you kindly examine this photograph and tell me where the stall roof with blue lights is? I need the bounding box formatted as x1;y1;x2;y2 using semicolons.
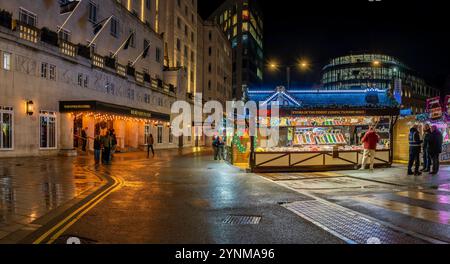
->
246;87;399;109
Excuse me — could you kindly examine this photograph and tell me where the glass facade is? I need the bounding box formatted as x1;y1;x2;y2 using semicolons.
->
321;54;437;98
212;0;263;98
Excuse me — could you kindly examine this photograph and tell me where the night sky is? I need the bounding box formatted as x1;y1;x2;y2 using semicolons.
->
198;0;450;92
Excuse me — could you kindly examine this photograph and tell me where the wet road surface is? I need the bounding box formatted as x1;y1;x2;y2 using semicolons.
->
54;149;343;244
260;167;450;243
0;156;103;241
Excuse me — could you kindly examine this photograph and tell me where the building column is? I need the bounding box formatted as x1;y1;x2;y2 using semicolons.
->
58;113;76;156
114;120;126;150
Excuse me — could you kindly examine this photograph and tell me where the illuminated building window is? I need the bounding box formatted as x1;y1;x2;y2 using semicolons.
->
2;52;11;71
0;106;13;150
92;54;105;68
117;64;126;77
242;10;249;20
242;22;248;32
60;40;76;57
233;14;237;25
39;111;57;149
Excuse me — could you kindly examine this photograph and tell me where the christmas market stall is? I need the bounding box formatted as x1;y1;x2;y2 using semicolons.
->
240;87;400;172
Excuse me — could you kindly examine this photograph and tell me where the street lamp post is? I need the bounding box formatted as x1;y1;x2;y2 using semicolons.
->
268;60;310;89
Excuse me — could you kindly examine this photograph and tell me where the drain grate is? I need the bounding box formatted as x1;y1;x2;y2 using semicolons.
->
222;215;261;225
284;200;428;244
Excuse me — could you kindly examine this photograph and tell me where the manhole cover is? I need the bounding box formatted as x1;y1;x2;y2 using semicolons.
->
222;215;261;225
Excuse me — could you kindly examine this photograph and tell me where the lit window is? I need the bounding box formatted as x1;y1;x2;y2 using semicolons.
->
40;111;57;149
3;52;11;70
157;126;163;144
242;10;249;20
242;22;248;32
0;106;13;149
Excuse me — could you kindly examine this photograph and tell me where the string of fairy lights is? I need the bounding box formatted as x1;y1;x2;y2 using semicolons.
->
70;112;171;127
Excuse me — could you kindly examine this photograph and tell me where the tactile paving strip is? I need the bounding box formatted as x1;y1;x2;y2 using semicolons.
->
284;200;428;244
222;215;261;225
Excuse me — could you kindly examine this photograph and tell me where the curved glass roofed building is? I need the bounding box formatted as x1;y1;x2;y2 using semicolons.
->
323;54;426;92
320;53;440;115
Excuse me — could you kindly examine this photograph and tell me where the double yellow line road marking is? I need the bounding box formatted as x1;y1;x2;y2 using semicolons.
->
33;175;124;244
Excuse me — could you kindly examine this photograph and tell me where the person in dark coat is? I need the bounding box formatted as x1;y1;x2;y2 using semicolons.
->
429;125;443;175
421;124;431;172
212;136;219;160
408;125;422;176
81;127;88;152
147;134;155;158
93;134;102;164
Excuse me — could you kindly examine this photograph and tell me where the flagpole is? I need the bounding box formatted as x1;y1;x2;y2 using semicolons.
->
88;16;113;48
131;42;151;66
57;0;82;33
113;32;134;58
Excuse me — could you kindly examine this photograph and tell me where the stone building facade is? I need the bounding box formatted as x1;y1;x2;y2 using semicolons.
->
0;0;188;157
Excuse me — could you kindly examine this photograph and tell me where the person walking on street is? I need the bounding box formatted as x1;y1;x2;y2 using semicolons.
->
81;127;88;152
110;129;118;160
421;124;431;172
218;137;225;161
360;126;380;172
212;136;219;160
429;125;443;175
408;125;423;176
147;134;155;158
93;134;102;165
101;131;112;165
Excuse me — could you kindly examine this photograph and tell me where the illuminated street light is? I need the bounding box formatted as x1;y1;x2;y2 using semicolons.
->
299;60;309;70
372;60;381;67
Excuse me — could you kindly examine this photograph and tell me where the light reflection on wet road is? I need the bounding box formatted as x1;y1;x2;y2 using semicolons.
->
0;156;102;240
55;149;342;244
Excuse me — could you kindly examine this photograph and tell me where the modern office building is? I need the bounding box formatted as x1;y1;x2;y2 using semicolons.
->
0;0;189;157
321;53;440;114
208;0;264;99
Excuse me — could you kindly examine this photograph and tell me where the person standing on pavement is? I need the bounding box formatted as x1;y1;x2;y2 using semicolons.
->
212;136;219;160
360;126;380;171
147;134;155;158
429;125;443;175
421;124;432;172
81;127;88;152
93;134;102;165
408;125;423;176
110;129;118;160
101;131;112;164
218;136;225;161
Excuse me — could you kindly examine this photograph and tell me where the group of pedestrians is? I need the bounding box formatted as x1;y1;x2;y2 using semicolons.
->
212;136;225;160
408;124;443;176
93;128;117;165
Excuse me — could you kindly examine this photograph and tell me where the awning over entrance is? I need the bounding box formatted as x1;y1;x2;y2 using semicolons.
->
59;101;170;122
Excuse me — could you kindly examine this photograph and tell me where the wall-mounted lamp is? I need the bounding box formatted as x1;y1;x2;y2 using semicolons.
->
26;100;34;116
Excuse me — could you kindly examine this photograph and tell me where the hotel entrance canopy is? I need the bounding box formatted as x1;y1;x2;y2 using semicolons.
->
59;101;170;122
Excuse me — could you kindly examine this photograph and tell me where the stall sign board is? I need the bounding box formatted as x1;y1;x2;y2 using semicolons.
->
426;97;443;120
441;143;450;162
286;108;399;117
445;95;450;120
